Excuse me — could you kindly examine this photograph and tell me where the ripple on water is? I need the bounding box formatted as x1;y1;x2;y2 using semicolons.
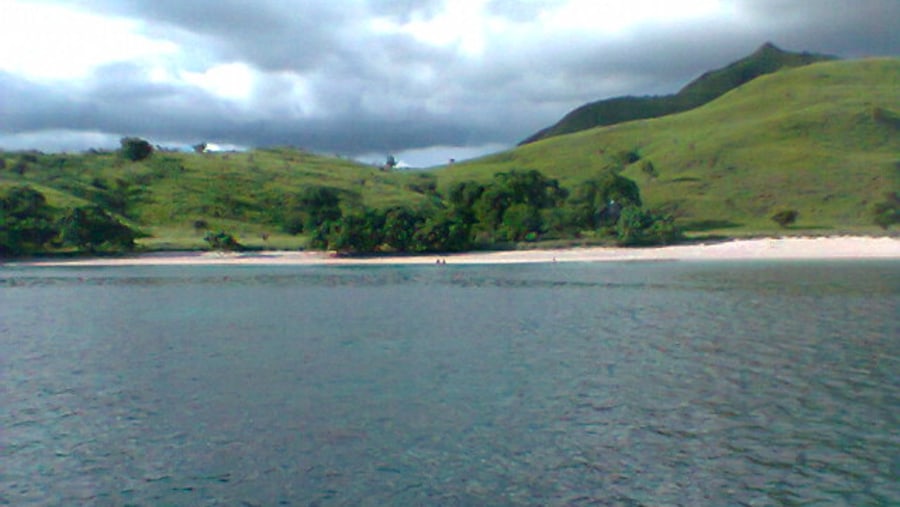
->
2;261;899;505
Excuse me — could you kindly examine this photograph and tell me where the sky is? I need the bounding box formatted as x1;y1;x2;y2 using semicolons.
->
0;0;897;167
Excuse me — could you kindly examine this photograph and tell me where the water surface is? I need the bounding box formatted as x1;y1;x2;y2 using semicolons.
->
2;260;898;505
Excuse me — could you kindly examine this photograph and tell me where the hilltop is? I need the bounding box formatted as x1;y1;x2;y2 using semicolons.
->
440;57;900;235
520;43;836;145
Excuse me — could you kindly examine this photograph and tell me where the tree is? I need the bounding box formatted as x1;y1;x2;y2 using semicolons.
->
411;209;473;252
568;172;642;229
281;186;343;235
192;143;208;154
771;209;798;228
615;207;681;246
500;203;542;241
59;206;137;252
466;170;568;239
494;169;568;209
384;154;398;170
324;209;385;253
120;137;153;161
382;207;425;252
1;185;49;219
300;186;342;230
448;181;485;210
0;186;58;255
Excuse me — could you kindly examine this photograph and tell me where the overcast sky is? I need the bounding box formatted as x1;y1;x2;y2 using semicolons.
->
1;0;897;166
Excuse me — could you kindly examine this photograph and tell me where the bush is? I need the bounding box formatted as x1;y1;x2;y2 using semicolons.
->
120;137;153;161
640;160;658;180
500;203;542;241
616;207;682;246
871;192;900;229
568;172;642;229
0;186;59;255
619;149;641;165
204;231;243;251
771;209;798;228
59;206;137;252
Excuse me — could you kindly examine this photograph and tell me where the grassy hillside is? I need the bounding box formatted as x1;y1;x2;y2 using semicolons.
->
1;147;437;250
521;43;836;145
438;58;900;236
3;58;897;253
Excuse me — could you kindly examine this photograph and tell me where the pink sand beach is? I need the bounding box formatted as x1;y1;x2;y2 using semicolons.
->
9;236;899;267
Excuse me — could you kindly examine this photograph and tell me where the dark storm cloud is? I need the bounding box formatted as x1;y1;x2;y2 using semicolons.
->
2;0;898;158
734;0;900;56
89;0;353;71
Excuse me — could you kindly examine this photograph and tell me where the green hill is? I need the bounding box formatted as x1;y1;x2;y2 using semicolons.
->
440;58;900;235
0;147;438;250
2;57;897;254
520;43;836;145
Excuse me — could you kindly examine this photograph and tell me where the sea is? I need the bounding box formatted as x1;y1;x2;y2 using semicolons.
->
2;260;898;506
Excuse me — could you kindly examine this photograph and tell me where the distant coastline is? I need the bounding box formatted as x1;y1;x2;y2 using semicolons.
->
8;236;900;267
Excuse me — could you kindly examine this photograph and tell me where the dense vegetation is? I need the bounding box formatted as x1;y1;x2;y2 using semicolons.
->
1;185;136;256
304;169;679;254
0;150;677;255
521;43;835;144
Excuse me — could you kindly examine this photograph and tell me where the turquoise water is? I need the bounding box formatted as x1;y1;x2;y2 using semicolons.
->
2;260;899;506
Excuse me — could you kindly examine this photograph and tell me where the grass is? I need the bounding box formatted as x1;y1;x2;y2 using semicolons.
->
436;58;900;237
521;42;836;144
1;147;435;250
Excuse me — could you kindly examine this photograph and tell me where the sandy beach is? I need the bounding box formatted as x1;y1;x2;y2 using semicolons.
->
6;236;899;267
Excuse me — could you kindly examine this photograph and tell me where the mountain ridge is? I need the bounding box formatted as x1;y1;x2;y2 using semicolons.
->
520;42;837;145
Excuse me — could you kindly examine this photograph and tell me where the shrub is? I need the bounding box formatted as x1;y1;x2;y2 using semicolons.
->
120;137;153;161
771;209;798;228
204;230;243;251
871;192;900;229
59;206;137;252
0;186;59;255
640;160;658;180
500;203;542;241
568;172;642;229
616;207;682;246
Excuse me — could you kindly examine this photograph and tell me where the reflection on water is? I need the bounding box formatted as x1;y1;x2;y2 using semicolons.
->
2;260;899;505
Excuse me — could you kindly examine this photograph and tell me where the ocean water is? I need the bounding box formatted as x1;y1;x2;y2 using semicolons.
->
1;260;898;506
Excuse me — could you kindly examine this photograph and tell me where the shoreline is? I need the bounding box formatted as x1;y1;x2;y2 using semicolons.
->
5;236;900;267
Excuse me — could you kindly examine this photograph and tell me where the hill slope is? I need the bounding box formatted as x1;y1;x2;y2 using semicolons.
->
0;147;438;250
520;43;836;145
440;58;900;235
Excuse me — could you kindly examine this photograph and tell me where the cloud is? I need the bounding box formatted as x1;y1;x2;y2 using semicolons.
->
0;0;178;80
0;0;897;163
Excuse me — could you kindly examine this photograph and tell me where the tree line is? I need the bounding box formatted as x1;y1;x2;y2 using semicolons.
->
1;186;137;256
282;169;681;254
2;136;682;256
2;167;681;256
